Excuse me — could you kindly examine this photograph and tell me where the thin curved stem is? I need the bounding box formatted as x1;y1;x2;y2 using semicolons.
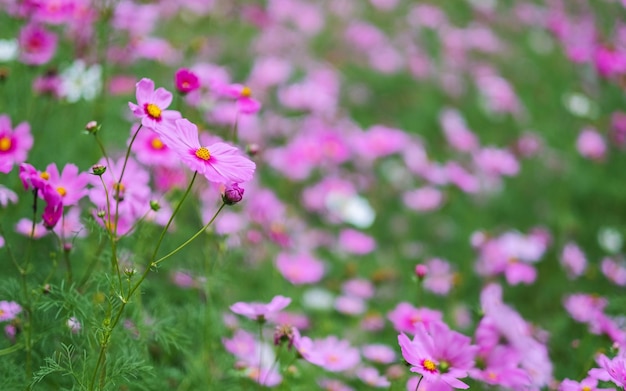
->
154;202;225;265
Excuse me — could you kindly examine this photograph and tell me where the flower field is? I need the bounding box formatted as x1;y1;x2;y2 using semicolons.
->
1;1;626;390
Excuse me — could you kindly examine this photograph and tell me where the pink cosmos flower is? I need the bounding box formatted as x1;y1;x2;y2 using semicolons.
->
159;119;255;184
318;379;355;391
306;336;361;372
41;184;63;229
42;163;89;206
0;301;22;322
403;187;444;212
0;115;33;174
334;296;366;316
577;128;606;161
440;108;479;152
18;23;57;65
388;303;443;334
473;147;519;177
15;218;48;238
53;207;87;242
219;83;262;114
357;367;391;388
423;258;456;295
342;278;375;299
362;344;396;364
398;320;477;389
592;354;626;389
230;295;291;322
0;185;18;207
601;257;626;286
275;252;325;285
128;78;181;130
338;229;376;254
560;242;587;279
174;68;200;95
469;345;531;388
559;377;608;391
130;125;178;167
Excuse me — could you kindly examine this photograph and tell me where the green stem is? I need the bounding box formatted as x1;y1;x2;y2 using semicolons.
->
89;171;199;390
113;124;143;237
154;202;225;265
150;172;198;263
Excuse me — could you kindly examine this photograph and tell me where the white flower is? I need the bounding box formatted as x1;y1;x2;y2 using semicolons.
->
60;60;102;103
302;288;334;311
0;39;18;62
326;193;376;229
598;227;623;254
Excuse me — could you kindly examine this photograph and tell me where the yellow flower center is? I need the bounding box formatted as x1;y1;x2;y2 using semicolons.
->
422;359;437;372
145;103;162;119
57;187;67;197
241;86;252;97
113;182;125;193
40;171;50;180
0;309;4;317
582;387;591;391
150;137;164;150
195;147;211;161
488;372;498;381
0;136;11;152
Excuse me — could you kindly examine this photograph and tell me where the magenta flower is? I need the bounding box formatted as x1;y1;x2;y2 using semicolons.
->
174;68;200;95
0;115;33;174
160;119;255;184
398;321;477;389
220;83;262;114
18;23;57;65
130;125;178;167
0;185;18;207
560;242;587;279
41;184;63;229
592;354;626;389
128;78;181;130
230;295;291;322
0;301;22;322
222;183;245;205
357;367;390;388
43;163;89;206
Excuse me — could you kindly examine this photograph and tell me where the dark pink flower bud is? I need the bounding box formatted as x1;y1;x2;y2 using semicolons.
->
414;264;428;279
222;183;244;205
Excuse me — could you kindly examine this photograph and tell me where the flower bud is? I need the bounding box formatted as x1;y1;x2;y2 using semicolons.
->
91;164;106;176
414;264;428;279
150;200;161;212
222;183;244;205
273;324;295;348
84;120;100;134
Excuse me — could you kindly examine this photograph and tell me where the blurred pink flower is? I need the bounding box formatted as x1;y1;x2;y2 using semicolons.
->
306;336;361;372
18;23;57;65
0;115;33;174
440;109;479;152
334;296;366;316
342;278;375;299
473;147;519;177
275;252;325;284
388;303;443;334
403;186;444;212
560;242;587;279
601;257;626;286
577;128;606;161
230;295;291;322
362;344;396;364
338;229;376;254
423;258;455;295
357;366;390;388
0;301;22;322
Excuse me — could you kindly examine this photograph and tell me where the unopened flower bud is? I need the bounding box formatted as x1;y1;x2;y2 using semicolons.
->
222;183;244;205
150;200;161;212
91;164;106;176
246;143;260;156
96;210;106;218
124;268;136;277
85;120;99;134
414;264;428;279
